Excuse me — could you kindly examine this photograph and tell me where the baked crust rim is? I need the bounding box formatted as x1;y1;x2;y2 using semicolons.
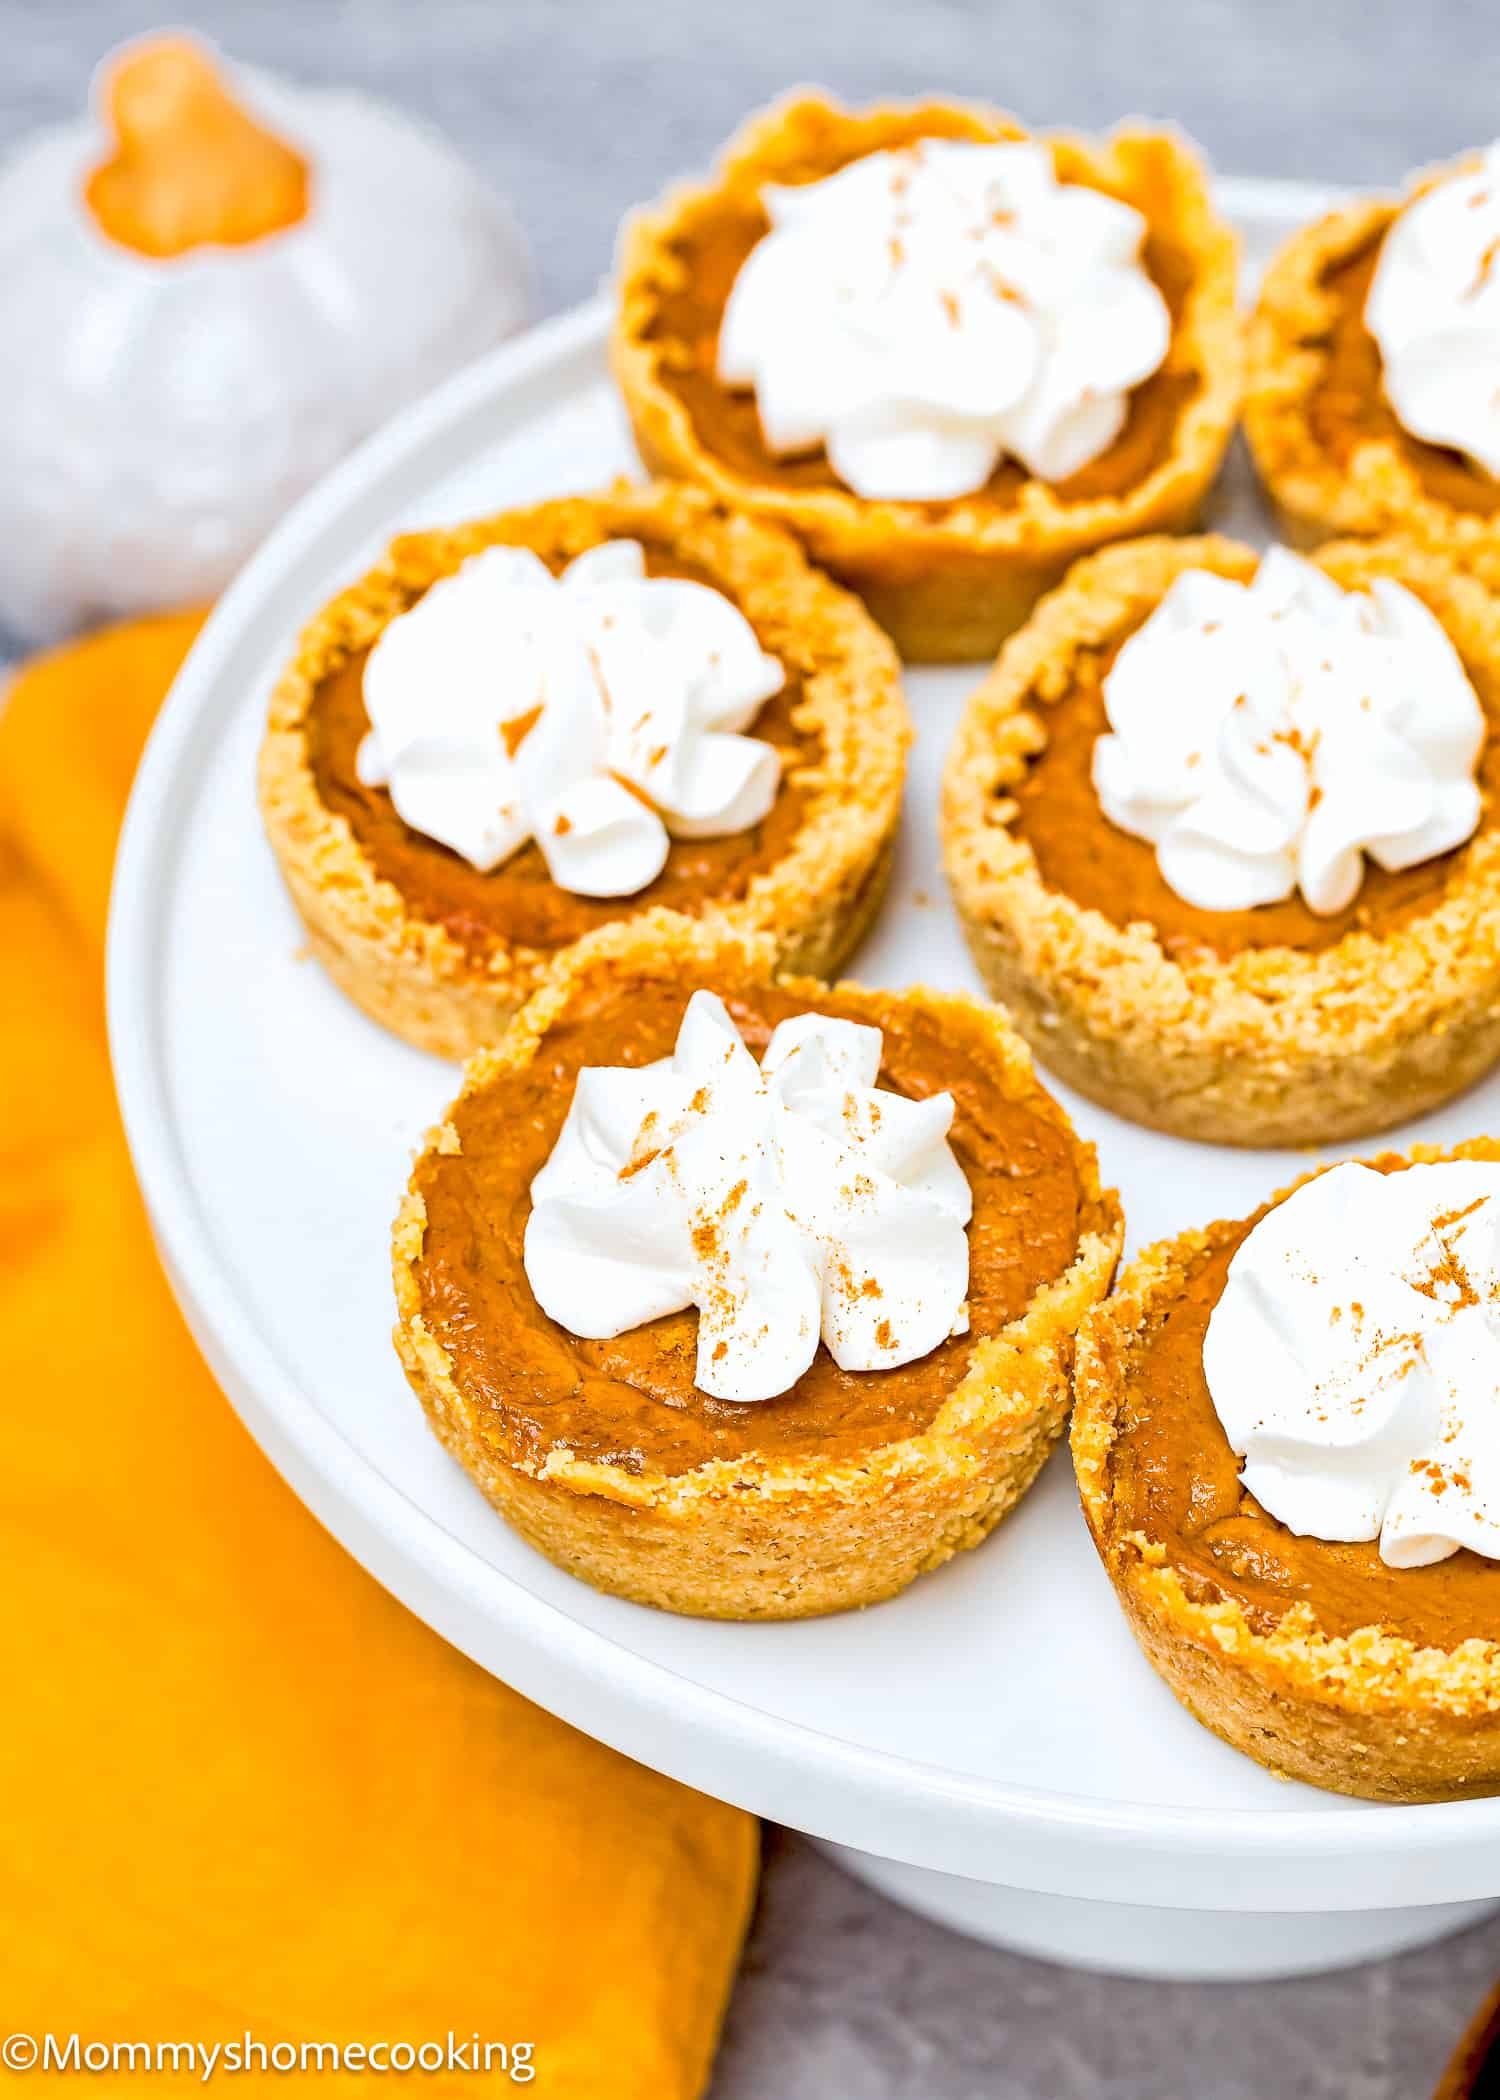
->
1071;1141;1500;1798
258;480;910;1059
389;911;1123;1617
940;531;1500;1145
611;91;1242;661
1244;156;1500;555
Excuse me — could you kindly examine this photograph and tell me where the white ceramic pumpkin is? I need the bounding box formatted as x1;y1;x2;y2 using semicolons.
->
0;36;530;641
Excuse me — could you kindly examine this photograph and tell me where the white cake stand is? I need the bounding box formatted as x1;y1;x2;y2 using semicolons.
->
108;179;1500;1981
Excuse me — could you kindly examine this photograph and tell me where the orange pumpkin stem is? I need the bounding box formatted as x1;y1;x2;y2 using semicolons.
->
84;36;309;258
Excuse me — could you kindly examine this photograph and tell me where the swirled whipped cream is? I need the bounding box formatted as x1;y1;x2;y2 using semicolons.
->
524;991;973;1403
1091;547;1485;915
716;139;1171;500
1203;1161;1500;1568
1365;142;1500;481
355;541;783;898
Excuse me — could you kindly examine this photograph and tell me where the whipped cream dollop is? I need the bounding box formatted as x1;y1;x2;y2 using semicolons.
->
1203;1161;1500;1569
524;991;973;1403
356;541;783;898
1366;142;1500;481
1092;547;1485;916
717;139;1171;500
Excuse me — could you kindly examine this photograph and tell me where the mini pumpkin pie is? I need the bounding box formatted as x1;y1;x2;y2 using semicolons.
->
943;532;1500;1147
391;913;1122;1619
1074;1142;1500;1802
613;92;1241;663
258;481;907;1058
1246;141;1500;569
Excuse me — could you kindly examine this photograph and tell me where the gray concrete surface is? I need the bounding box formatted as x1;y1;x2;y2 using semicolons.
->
5;2;1498;2092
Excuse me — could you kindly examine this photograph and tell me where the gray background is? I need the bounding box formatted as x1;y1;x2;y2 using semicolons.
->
5;1;1499;2092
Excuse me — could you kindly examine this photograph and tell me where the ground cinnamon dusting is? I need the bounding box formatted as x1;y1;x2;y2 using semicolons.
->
301;547;820;966
412;974;1089;1477
501;704;544;758
1466;234;1500;300
1008;619;1500;961
644;133;1196;506
1107;1172;1499;1649
1408;1198;1487;1308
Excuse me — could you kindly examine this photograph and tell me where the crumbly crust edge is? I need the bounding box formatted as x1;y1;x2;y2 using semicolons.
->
390;908;1123;1515
1072;1137;1500;1723
257;479;910;1055
941;531;1500;1067
611;90;1243;566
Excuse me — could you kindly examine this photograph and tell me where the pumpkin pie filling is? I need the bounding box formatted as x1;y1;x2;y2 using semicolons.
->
1009;626;1500;961
1307;233;1500;519
645;142;1198;511
411;973;1095;1478
1107;1164;1499;1650
304;552;819;962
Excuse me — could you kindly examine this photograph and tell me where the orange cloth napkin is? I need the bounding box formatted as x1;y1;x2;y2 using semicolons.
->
0;614;757;2093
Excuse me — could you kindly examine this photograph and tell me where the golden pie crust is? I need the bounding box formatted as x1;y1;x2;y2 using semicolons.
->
1245;157;1500;568
258;481;909;1059
942;532;1500;1147
1073;1142;1500;1803
390;913;1123;1620
613;92;1242;663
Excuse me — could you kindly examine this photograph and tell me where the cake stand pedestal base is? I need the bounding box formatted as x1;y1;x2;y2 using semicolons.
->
817;1843;1500;1981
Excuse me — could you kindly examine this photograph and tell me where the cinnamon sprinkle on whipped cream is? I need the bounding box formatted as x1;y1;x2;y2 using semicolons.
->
355;540;783;898
523;991;973;1402
1093;548;1485;917
717;138;1171;499
1203;1160;1500;1567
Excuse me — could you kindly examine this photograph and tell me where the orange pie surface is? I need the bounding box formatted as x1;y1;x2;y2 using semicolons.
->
1009;627;1500;962
305;554;817;962
411;971;1101;1478
643;115;1199;511
1306;232;1500;518
1106;1163;1499;1648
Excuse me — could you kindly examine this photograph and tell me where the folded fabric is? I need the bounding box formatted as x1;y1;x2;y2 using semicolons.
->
0;613;757;2094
